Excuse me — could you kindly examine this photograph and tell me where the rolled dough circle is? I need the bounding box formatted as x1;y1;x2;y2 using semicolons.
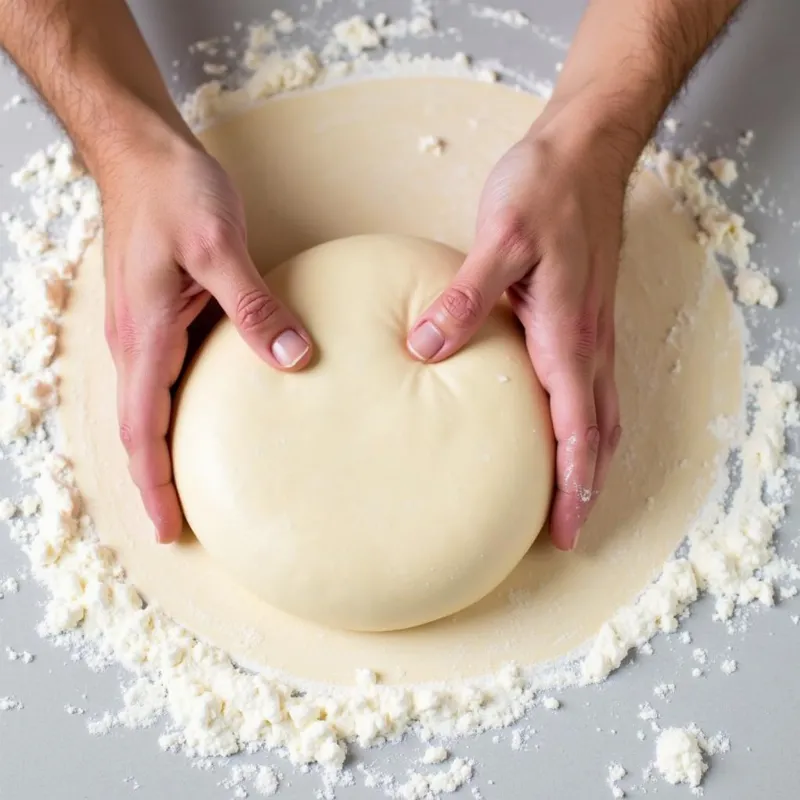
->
171;234;554;632
59;77;744;684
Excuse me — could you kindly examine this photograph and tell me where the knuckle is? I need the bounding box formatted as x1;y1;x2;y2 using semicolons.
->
235;289;281;333
115;314;143;359
565;312;597;363
487;207;538;266
183;215;239;271
440;284;484;328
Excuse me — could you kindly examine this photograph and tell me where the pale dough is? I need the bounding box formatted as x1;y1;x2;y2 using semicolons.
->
58;77;743;684
171;234;554;632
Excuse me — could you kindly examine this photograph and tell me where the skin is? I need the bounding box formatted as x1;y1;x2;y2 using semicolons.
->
0;0;741;548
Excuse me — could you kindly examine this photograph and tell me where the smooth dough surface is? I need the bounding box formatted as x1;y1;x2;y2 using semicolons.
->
171;234;554;632
58;77;743;684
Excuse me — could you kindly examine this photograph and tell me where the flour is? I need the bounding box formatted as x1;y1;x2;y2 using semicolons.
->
331;16;382;56
222;764;280;797
581;154;798;683
0;498;15;520
654;727;708;789
2;94;24;111
653;683;675;701
421;746;449;765
734;267;779;308
0;6;796;800
254;766;280;796
652;148;754;269
708;157;739;187
606;762;627;798
418;135;447;156
471;7;529;29
394;758;473;800
6;646;34;663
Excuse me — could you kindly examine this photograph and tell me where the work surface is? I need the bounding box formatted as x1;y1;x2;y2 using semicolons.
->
1;1;800;798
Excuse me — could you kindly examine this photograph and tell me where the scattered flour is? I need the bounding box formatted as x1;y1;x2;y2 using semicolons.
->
709;157;739;187
2;94;24;111
0;696;23;711
606;762;627;799
331;16;382;56
421;746;449;765
652;148;754;269
720;659;738;675
417;135;447;156
254;765;280;797
5;646;34;663
222;764;280;797
394;758;473;800
735;268;779;308
0;497;16;519
471;7;530;29
654;727;707;789
653;683;675;701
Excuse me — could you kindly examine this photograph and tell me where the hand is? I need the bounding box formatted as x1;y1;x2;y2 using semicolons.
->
100;131;313;543
407;110;628;550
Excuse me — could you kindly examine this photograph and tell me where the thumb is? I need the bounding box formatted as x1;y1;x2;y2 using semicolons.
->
407;240;514;363
187;231;313;371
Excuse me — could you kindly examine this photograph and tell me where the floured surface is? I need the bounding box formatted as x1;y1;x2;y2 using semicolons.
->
58;77;743;684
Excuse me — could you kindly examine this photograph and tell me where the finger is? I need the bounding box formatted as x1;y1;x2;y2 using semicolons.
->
117;328;186;544
543;364;600;552
407;219;537;362
182;227;313;371
592;365;622;497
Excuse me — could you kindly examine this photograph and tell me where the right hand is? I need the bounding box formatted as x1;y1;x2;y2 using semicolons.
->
407;102;629;551
99;131;313;544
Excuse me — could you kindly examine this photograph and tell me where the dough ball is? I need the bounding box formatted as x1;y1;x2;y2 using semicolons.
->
172;234;554;632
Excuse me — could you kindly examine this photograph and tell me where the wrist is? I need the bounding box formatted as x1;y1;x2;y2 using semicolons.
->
528;81;656;184
84;96;200;192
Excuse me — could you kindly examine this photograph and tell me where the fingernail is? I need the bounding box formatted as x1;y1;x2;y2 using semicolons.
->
271;329;309;367
610;425;623;449
587;426;600;452
408;321;445;361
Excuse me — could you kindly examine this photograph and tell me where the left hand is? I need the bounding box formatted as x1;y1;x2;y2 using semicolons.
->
406;111;630;550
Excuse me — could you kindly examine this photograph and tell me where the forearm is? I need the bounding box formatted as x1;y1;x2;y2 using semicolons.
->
541;0;743;174
0;0;195;181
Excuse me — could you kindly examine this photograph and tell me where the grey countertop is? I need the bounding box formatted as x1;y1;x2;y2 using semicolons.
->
2;1;800;798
